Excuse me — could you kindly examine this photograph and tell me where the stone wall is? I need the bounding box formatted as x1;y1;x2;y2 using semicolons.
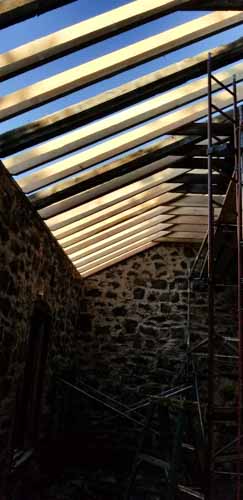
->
0;161;237;497
0;163;84;467
79;244;236;404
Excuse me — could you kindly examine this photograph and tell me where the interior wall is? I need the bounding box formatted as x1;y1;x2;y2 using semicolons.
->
0;161;237;493
0;162;84;465
81;243;236;405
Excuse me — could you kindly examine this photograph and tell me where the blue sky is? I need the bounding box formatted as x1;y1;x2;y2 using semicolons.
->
1;1;243;187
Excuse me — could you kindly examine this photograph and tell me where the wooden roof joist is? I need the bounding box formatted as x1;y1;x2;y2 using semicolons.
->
65;207;174;254
0;0;193;81
31;155;225;211
35;158;188;219
51;189;222;240
69;217;172;262
55;191;182;244
40;167;187;221
0;0;77;29
1;11;243;122
73;224;171;269
45;180;182;232
2;36;243;156
7;60;243;174
79;241;158;278
60;208;216;250
18;83;243;194
172;194;224;208
29;135;203;209
162;231;204;240
76;236;164;273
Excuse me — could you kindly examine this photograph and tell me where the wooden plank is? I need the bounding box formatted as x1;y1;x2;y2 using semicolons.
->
35;159;189;219
2;37;243;156
76;237;162;273
1;11;242;122
168;215;208;225
39;168;187;222
39;167;186;220
45;180;182;231
0;0;77;29
65;208;174;254
31;155;226;211
7;60;243;174
56;191;182;244
30;136;207;210
52;191;221;241
168;223;207;233
0;0;192;81
159;231;204;240
167;207;221;217
79;241;158;278
172;194;224;208
72;224;170;268
19;83;243;194
68;216;172;260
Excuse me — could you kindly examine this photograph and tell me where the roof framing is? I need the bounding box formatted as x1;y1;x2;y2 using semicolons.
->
18;83;243;194
0;0;192;81
1;1;241;276
1;36;242;156
1;11;242;122
6;60;243;174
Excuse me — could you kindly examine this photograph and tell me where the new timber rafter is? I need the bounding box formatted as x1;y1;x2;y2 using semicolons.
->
18;83;243;194
0;0;193;80
0;0;78;29
0;11;243;123
1;37;243;156
5;60;242;174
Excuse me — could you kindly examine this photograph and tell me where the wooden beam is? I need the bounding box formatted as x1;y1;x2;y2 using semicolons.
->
168;223;207;233
56;191;182;243
19;83;243;194
7;60;243;174
168;215;208;226
0;0;77;29
39;166;187;221
79;241;158;278
31;156;226;211
51;191;222;240
45;180;182;232
65;214;170;262
72;224;170;268
33;157;191;218
167;207;221;217
0;0;192;81
171;194;224;208
75;235;162;273
160;231;203;240
65;208;174;254
2;37;243;156
69;216;171;265
1;11;242;122
39;157;189;218
30;136;204;210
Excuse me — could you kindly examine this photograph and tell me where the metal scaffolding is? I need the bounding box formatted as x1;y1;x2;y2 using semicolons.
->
206;53;242;500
